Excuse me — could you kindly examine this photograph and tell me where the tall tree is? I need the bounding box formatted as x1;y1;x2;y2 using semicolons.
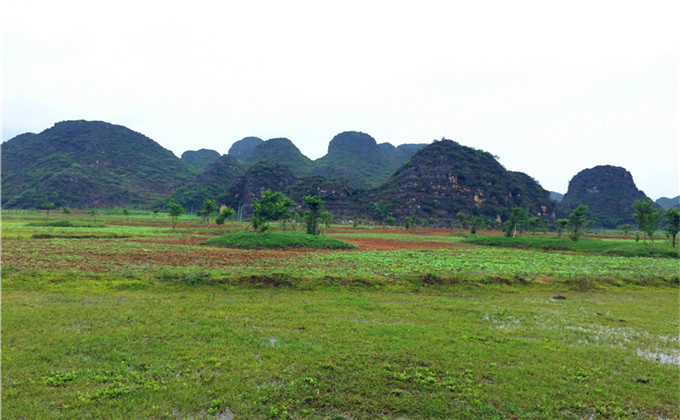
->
167;202;184;229
303;195;324;235
555;219;568;238
251;190;294;232
456;212;468;229
568;204;589;241
665;207;680;248
201;199;218;224
42;203;54;220
503;207;528;237
371;200;392;225
215;206;236;227
632;200;662;242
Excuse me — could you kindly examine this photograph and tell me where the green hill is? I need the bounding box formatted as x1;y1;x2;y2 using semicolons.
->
180;149;220;170
168;155;245;211
559;165;652;228
228;136;263;161
246;138;314;176
310;131;410;188
1;120;196;209
367;139;555;224
656;195;680;209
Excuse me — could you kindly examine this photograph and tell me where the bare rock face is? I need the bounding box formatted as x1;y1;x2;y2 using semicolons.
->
559;165;652;228
367;139;554;223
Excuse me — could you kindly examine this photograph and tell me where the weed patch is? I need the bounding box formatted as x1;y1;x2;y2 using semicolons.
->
203;230;357;250
464;235;680;258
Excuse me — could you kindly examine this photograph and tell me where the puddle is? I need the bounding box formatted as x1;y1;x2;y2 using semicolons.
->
636;349;680;365
483;313;521;330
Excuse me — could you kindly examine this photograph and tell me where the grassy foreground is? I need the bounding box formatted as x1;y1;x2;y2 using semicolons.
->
2;212;679;419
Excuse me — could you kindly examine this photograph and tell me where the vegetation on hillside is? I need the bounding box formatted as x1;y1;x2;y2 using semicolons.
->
1;120;196;209
369;139;554;224
180;148;220;170
559;165;652;228
168;155;245;211
245;137;314;175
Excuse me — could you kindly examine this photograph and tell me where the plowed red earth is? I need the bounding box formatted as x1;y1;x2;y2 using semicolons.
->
3;227;464;273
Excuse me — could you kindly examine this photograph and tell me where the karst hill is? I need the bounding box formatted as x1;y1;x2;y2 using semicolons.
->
2;120;661;227
1;120;196;209
558;165;655;228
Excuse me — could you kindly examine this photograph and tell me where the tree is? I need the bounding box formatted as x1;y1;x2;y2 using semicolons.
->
201;199;218;224
617;224;632;238
403;216;416;229
527;217;542;235
167;201;184;229
632;200;662;242
503;207;528;237
42;203;54;220
215;206;236;227
62;206;72;220
303;195;324;235
251;190;295;232
153;208;161;217
456;212;468;229
470;216;484;234
568;204;589;241
371;200;392;226
122;208;130;221
320;211;333;228
555;219;568;238
88;208;97;222
664;207;680;248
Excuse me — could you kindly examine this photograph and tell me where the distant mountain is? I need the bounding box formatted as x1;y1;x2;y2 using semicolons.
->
246;138;313;175
367;139;554;223
549;192;564;202
309;131;399;188
228;136;263;161
559;165;652;228
656;195;680;209
181;149;220;170
1;120;196;209
378;143;427;166
168;155;245;211
220;162;298;215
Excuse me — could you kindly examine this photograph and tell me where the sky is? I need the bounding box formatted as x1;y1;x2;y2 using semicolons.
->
2;0;678;199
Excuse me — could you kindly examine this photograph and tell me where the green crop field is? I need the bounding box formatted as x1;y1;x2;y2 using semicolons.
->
2;211;679;419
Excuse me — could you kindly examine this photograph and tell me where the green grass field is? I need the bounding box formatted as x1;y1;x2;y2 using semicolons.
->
2;211;679;419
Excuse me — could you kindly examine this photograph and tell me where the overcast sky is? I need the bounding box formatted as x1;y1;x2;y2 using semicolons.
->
2;1;678;199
